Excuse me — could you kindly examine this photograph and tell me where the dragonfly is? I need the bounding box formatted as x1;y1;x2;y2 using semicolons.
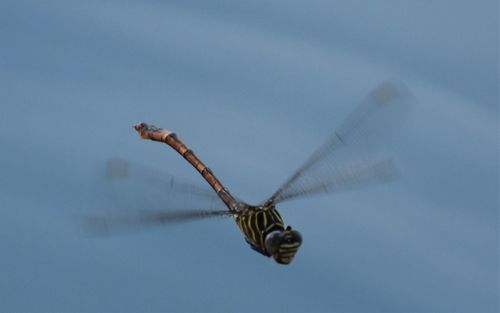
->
88;81;411;265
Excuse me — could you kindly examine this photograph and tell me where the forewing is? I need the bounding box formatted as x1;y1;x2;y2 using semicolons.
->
82;158;231;235
102;158;226;211
267;81;412;204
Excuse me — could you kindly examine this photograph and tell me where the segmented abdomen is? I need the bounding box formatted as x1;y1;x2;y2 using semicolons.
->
134;123;239;212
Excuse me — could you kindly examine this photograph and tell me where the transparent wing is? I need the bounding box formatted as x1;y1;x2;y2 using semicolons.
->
83;209;234;236
106;158;220;200
82;158;232;236
102;158;226;211
266;81;412;204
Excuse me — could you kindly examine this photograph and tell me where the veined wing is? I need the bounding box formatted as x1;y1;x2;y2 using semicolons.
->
102;158;226;211
266;81;412;204
106;158;220;200
84;159;234;236
83;208;235;236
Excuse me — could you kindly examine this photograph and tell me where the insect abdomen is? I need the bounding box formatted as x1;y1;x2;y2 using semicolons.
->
133;123;239;212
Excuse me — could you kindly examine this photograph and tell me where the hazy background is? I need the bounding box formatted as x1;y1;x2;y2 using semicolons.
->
0;1;497;312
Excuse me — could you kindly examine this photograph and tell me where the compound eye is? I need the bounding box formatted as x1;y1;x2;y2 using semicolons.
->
265;231;284;255
289;230;303;244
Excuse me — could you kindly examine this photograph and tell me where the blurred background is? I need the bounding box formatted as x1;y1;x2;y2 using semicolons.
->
0;1;497;312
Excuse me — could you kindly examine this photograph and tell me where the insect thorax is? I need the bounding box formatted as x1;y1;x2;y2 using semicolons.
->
235;205;285;256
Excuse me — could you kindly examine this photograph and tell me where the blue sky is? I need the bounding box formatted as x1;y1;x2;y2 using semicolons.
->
0;1;497;312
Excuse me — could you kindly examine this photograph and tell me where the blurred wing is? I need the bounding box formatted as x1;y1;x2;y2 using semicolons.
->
83;209;234;236
266;81;412;204
102;158;226;211
83;159;233;235
106;158;220;199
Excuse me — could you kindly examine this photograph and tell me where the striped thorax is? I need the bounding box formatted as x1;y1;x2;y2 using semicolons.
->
235;205;302;264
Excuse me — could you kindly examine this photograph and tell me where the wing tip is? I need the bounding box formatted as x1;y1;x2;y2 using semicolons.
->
371;81;413;106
